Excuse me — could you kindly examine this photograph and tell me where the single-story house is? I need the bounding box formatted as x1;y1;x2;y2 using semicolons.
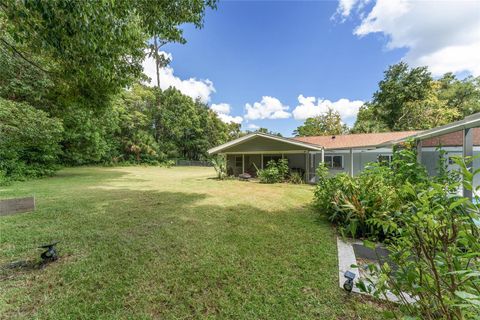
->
208;113;480;197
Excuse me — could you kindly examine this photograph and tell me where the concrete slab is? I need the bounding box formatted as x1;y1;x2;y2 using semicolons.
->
336;237;416;303
0;196;35;216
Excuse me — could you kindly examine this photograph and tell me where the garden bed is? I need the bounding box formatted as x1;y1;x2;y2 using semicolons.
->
337;237;416;303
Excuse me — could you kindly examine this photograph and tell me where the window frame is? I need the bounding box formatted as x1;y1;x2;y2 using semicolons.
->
324;155;344;170
377;154;393;164
235;156;242;168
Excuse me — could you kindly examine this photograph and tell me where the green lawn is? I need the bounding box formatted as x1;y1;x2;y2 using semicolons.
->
1;166;390;319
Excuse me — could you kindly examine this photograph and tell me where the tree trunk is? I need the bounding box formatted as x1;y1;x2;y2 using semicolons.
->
154;36;160;88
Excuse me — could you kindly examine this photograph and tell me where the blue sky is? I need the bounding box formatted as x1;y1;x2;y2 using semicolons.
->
142;0;480;136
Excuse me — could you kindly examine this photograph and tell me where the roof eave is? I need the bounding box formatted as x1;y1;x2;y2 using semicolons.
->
380;113;480;147
207;132;323;155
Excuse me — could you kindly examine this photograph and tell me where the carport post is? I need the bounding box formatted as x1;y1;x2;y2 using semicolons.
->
242;154;245;174
463;128;473;199
305;151;309;183
261;154;264;169
321;148;324;164
416;140;422;164
349;148;354;177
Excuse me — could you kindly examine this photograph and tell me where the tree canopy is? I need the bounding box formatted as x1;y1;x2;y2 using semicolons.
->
294;109;348;136
0;0;217;106
0;0;235;183
352;63;480;133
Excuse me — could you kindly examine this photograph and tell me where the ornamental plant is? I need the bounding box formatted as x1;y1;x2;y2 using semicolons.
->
314;163;402;240
211;156;227;180
357;156;480;319
257;159;289;183
313;144;430;240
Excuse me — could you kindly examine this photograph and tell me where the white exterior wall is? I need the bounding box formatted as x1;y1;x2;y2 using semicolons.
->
309;148;393;182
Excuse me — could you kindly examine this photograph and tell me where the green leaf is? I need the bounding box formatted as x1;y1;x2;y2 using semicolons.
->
455;291;480;305
449;197;468;210
363;239;376;250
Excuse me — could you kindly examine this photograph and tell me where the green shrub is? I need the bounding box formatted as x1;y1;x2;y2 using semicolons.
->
289;171;304;184
276;158;289;180
314;163;402;240
211;156;227;180
257;159;289;184
0;98;63;183
314;143;480;317
314;145;428;240
160;159;175;168
358;156;480;319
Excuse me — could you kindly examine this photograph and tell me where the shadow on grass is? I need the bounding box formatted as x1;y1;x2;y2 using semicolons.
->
52;167;133;180
0;187;391;319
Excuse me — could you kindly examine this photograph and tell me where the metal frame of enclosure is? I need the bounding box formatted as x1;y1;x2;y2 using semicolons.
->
383;113;480;199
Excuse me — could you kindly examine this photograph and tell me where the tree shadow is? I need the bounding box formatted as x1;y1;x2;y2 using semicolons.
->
0;187;390;319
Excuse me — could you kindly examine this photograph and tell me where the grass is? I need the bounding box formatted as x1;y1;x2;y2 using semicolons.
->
1;166;392;319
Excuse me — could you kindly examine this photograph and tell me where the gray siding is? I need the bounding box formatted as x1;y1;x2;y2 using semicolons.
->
317;152;388;176
284;154;305;170
420;149;480;191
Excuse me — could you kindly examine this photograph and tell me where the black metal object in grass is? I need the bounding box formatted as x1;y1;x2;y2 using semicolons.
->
39;241;59;263
343;270;356;292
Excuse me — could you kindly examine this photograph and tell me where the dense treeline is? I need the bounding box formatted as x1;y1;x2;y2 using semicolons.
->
352;62;480;133
294;62;480;137
0;0;244;183
0;54;238;181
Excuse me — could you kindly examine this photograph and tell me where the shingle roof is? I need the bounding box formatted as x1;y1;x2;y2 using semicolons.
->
292;131;420;150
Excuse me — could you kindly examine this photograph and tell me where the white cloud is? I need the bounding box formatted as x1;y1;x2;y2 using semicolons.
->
210;103;243;124
335;0;371;19
217;113;243;124
244;96;291;120
142;51;215;103
211;103;230;115
339;0;480;76
247;123;260;130
336;0;359;17
292;95;364;124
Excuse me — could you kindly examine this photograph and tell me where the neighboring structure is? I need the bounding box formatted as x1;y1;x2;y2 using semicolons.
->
208;113;480;197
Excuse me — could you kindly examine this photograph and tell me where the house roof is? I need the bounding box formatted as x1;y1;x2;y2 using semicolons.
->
210;112;480;154
384;113;480;146
293;131;420;150
207;132;324;155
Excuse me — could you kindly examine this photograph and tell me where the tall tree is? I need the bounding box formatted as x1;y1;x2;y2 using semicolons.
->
294;109;348;136
437;73;480;117
249;127;282;137
353;63;480;133
0;0;217;106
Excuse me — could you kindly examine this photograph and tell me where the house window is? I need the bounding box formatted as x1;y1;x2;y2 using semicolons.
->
324;155;343;170
235;156;242;168
378;154;393;164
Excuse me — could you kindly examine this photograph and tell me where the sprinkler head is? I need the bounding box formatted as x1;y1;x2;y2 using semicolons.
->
39;241;59;262
343;270;356;292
